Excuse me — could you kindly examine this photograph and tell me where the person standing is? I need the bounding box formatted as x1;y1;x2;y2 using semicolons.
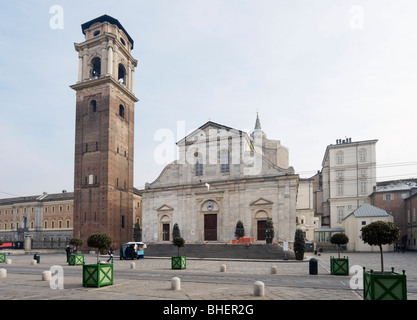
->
65;245;71;262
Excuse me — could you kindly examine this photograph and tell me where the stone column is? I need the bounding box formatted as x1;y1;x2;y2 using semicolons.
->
107;43;113;76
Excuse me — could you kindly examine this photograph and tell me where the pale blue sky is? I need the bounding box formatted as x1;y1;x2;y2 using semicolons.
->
1;0;417;198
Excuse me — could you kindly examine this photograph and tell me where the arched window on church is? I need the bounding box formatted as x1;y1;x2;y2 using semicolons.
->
91;57;101;78
118;63;126;84
220;150;230;173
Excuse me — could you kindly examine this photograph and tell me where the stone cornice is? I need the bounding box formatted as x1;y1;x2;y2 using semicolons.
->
70;75;139;102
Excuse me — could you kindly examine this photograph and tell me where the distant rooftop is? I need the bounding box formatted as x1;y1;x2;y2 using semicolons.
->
343;203;390;220
375;178;417;192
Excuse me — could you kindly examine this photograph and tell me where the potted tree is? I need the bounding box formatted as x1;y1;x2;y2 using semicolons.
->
68;238;84;266
265;218;274;245
171;236;186;269
361;221;406;300
235;220;245;239
294;229;305;260
329;233;349;275
82;233;113;287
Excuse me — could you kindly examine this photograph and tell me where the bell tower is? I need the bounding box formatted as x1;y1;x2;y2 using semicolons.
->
70;15;138;249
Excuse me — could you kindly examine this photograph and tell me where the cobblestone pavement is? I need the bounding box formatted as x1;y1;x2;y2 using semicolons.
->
0;251;416;301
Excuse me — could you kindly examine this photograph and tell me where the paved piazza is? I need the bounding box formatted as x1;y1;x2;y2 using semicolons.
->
0;251;416;301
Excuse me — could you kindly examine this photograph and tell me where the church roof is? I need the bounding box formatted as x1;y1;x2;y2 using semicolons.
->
81;15;135;49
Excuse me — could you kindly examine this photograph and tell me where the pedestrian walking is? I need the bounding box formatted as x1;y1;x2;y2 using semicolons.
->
107;247;114;263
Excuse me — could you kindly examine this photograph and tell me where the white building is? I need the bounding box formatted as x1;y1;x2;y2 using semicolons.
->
140;116;299;245
342;203;394;252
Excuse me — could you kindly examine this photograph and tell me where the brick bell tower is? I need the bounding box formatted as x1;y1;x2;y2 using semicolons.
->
70;15;138;249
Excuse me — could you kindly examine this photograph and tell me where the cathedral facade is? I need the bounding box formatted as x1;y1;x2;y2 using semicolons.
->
141;116;299;245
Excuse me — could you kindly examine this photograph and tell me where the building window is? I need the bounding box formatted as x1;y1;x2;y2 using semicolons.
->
360;181;367;194
119;105;125;118
362;221;366;225
91;57;101;77
66;220;70;228
90;100;97;113
118;64;126;84
196;160;203;176
44;221;48;229
359;148;367;162
337;207;345;223
337;183;344;196
383;194;393;201
221;151;230;173
336;151;344;164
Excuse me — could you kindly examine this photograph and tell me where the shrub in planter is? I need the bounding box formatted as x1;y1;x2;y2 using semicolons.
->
172;237;186;269
361;221;405;300
83;233;113;287
329;233;349;275
294;229;305;260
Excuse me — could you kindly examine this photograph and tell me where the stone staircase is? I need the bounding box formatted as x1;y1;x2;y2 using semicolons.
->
144;243;295;260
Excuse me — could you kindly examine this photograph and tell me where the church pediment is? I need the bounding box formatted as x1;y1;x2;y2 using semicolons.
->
250;198;273;206
156;204;174;212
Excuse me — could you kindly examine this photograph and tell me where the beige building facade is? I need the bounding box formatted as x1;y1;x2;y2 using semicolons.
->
141;117;299;245
321;138;378;228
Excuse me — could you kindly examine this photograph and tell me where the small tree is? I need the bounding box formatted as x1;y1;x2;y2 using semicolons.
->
133;222;142;242
0;240;3;246
69;238;84;252
172;237;185;257
361;221;400;274
87;233;112;264
172;223;181;239
235;220;245;239
294;229;305;260
265;218;275;244
330;233;349;258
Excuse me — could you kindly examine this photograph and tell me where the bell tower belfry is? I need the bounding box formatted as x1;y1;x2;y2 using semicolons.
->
70;15;138;249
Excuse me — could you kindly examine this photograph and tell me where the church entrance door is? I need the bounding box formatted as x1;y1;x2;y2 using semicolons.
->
162;223;170;241
204;214;217;241
257;220;266;241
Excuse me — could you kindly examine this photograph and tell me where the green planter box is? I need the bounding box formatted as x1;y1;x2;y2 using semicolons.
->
0;253;5;263
330;256;349;275
363;267;407;300
82;263;113;288
171;256;186;269
68;254;84;266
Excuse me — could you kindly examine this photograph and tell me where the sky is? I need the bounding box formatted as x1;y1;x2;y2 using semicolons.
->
1;0;417;199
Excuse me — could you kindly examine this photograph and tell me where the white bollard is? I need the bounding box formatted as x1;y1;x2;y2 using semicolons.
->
0;269;6;278
42;271;51;281
271;266;278;274
31;259;37;265
254;281;265;297
6;259;11;265
171;277;181;291
220;264;226;272
130;262;136;269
